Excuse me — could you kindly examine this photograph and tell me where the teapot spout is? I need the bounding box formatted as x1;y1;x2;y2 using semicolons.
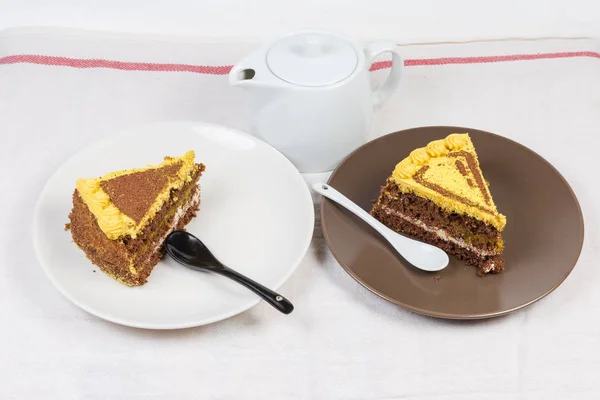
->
228;65;258;88
229;50;285;89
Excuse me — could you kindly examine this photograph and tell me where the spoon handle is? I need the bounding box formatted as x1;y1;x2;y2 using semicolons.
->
313;182;449;272
215;266;294;314
312;183;397;242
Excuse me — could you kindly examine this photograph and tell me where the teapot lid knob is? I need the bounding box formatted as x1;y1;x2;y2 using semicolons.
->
266;31;358;87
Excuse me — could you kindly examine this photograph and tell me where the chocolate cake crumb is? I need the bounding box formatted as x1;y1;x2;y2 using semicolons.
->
372;205;504;274
371;181;504;275
375;183;503;253
69;162;205;286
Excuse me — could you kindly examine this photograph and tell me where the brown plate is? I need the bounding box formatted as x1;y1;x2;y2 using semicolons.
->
321;126;584;319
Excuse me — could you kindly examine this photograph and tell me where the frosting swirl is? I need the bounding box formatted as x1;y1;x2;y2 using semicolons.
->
409;148;430;165
393;159;420;179
446;133;468;150
425;140;448;157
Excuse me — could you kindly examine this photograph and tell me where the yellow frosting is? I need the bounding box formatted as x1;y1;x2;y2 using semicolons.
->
75;150;197;240
409;148;430;165
390;134;506;231
425;140;447;157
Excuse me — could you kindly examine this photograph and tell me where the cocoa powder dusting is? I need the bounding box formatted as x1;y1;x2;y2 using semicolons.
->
455;160;475;187
100;162;183;223
455;159;468;176
448;151;491;205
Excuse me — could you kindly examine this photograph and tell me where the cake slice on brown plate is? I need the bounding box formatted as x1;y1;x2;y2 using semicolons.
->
68;150;206;286
371;133;507;274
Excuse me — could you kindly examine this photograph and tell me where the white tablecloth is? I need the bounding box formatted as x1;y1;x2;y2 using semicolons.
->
1;27;600;399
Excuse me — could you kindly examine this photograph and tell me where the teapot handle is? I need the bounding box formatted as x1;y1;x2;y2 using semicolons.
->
364;41;403;109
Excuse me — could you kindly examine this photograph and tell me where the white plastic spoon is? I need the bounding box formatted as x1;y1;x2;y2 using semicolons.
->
313;183;449;272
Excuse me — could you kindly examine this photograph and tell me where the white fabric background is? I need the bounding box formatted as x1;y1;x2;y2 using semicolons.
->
1;28;600;399
1;0;600;42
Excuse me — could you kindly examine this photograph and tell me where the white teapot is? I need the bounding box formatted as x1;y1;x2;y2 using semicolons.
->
229;30;403;173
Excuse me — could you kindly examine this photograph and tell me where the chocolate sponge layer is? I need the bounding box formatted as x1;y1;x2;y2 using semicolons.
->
371;180;505;274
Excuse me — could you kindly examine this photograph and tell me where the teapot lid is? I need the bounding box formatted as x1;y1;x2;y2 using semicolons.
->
266;32;358;87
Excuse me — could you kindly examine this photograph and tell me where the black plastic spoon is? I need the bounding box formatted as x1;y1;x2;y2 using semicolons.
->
164;231;294;314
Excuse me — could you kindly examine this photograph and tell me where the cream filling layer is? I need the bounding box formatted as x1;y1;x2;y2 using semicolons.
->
129;186;201;275
380;205;498;258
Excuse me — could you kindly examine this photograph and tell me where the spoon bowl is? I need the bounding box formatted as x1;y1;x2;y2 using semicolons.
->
165;231;294;314
166;231;225;271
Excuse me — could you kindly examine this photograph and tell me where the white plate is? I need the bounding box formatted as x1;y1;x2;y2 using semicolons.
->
33;121;314;329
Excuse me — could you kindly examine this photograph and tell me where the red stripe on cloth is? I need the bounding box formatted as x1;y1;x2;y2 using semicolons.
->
0;55;233;74
369;51;600;71
1;51;599;75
